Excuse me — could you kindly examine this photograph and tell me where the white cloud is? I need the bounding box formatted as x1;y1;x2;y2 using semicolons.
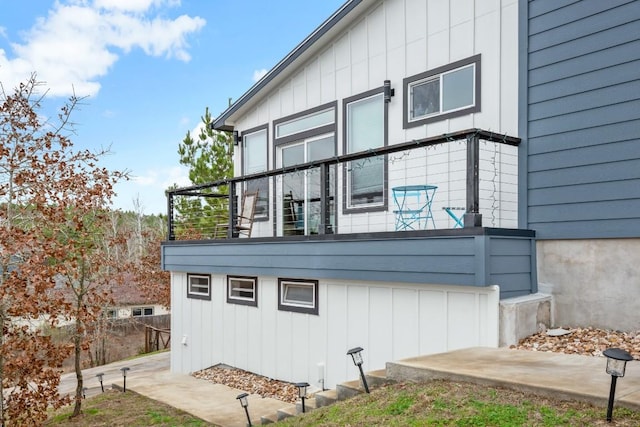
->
132;165;190;188
0;0;205;98
112;165;190;214
253;68;267;82
94;0;180;13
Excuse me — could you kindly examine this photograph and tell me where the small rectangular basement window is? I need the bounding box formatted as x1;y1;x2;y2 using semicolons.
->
278;278;318;315
227;276;258;307
187;274;211;300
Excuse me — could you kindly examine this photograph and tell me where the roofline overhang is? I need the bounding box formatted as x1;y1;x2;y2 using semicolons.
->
212;0;364;132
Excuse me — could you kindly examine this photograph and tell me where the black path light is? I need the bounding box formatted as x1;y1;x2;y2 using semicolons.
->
603;347;634;422
120;367;130;392
347;346;370;393
96;373;105;393
236;392;252;426
295;382;310;413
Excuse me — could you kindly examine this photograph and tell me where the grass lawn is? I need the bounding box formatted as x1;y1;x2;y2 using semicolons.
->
45;389;216;427
277;380;640;426
45;380;640;426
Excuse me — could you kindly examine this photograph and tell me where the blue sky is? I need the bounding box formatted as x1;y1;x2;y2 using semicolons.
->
0;0;344;215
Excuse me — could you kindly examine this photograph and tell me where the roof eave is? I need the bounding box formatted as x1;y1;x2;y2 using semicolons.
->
212;0;364;131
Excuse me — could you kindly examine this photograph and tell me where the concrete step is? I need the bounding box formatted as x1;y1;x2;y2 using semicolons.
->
336;379;365;400
276;405;297;421
295;396;317;414
260;412;278;425
314;389;338;408
365;368;395;388
385;357;449;383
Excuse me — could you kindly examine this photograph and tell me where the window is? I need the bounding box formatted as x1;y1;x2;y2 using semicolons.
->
132;307;154;317
106;309;118;319
277;279;318;315
403;55;480;128
275;108;334;139
187;273;211;300
242;126;269;219
227;276;258;306
275;103;337;236
344;89;387;211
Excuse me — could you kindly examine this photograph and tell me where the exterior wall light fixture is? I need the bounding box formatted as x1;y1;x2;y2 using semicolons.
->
233;130;241;146
384;80;395;103
603;347;634;422
347;346;370;393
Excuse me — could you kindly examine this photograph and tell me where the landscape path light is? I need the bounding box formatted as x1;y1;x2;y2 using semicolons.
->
346;346;370;393
236;392;252;426
96;373;104;393
120;367;130;392
603;347;634;422
295;382;310;413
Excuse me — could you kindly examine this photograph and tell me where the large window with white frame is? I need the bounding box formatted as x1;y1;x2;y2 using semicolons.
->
403;55;481;128
227;276;258;307
242;126;269;219
187;273;211;300
277;278;318;315
344;89;387;211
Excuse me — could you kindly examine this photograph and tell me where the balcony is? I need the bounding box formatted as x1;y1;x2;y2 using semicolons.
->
162;129;537;299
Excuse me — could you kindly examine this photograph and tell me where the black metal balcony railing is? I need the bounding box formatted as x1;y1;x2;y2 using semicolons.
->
166;128;520;241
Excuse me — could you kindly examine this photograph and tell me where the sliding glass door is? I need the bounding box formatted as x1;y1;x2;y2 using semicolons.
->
279;134;335;235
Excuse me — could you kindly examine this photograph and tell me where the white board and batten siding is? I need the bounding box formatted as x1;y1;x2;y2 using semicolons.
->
171;272;499;389
236;0;520;238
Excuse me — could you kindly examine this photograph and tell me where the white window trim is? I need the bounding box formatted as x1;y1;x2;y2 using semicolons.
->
187;273;211;300
278;279;318;315
227;276;258;307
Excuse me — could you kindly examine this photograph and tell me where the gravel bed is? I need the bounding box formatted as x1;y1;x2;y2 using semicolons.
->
192;327;640;403
192;365;300;403
513;326;640;360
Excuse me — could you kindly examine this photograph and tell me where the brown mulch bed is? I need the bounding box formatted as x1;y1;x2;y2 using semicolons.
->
192;327;640;403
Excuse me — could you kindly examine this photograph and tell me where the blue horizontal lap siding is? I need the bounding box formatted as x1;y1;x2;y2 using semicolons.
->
528;99;640;137
162;232;536;298
528;139;640;170
528;0;633;34
528;57;640;105
524;0;640;239
163;238;476;281
488;237;536;297
529;2;640;52
526;119;640;155
529;180;640;207
528;80;640;122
